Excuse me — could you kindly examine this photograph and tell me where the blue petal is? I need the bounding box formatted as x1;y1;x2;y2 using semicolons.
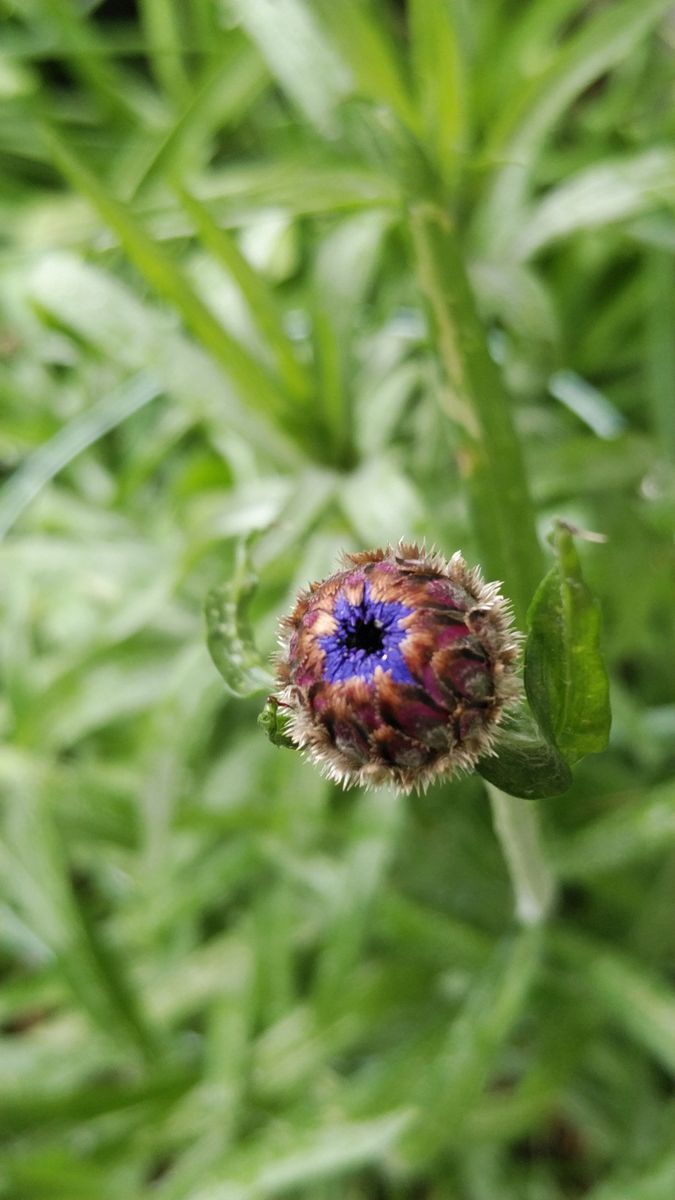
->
319;583;414;685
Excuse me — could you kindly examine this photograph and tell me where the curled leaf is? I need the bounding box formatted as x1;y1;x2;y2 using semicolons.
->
205;542;274;697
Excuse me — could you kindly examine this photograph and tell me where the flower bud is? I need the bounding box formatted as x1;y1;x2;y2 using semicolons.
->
274;544;521;792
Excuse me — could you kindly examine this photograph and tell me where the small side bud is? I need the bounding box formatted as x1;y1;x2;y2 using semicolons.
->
258;696;295;749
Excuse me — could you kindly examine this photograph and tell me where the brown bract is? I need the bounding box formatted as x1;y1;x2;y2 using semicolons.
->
274;543;522;792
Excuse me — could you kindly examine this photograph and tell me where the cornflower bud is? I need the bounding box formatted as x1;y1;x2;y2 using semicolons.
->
274;543;521;792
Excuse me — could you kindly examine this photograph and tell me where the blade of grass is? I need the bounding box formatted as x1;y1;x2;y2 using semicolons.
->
173;181;311;403
585;1149;675;1200
475;0;581;127
39;122;308;446
130;45;269;196
554;931;675;1076
375;891;492;968
139;0;190;105
646;247;675;457
311;210;392;466
189;1110;413;1200
552;781;675;879
315;0;420;134
167;161;400;224
229;0;351;135
0;1064;197;1136
479;0;675;252
31;0;163;127
149;944;256;1199
311;790;404;1019
402;928;542;1162
548;370;626;440
514;147;675;260
0;372;162;540
27;252;301;468
0;776;159;1064
189;0;220;53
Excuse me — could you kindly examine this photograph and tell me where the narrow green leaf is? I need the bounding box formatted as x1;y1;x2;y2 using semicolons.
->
339;454;424;547
548;370;626;440
315;0;420;133
39;123;297;435
552;780;675;879
0;780;158;1063
0;1064;196;1135
139;0;191;105
311;790;404;1017
312;304;346;463
0;373;162;540
375;891;491;968
525;523;611;763
310;209;391;462
479;0;675;251
530;434;654;505
149;956;256;1199
31;0;162;126
205;542;274;698
130;46;269;195
190;1111;412;1200
313;211;392;326
515;147;675;260
475;0;581;127
175;180;311;403
646;248;675;456
355;358;423;457
15;649;197;751
585;1149;675;1200
554;932;675;1076
27;252;300;468
3;1150;121;1200
230;0;351;134
179;161;399;222
403;929;542;1161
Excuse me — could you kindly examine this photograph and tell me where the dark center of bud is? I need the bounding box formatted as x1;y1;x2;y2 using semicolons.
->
343;616;384;656
318;583;415;685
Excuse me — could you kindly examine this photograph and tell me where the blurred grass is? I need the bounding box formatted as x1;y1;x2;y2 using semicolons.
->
0;2;674;1198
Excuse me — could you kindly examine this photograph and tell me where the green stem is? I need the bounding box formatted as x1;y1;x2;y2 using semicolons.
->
409;200;555;922
487;786;555;925
409;202;542;624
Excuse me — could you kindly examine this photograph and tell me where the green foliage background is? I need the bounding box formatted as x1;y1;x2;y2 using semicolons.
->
0;1;674;1197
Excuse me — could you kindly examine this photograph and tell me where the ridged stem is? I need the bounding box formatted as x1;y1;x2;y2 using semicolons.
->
409;202;542;625
409;201;556;924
